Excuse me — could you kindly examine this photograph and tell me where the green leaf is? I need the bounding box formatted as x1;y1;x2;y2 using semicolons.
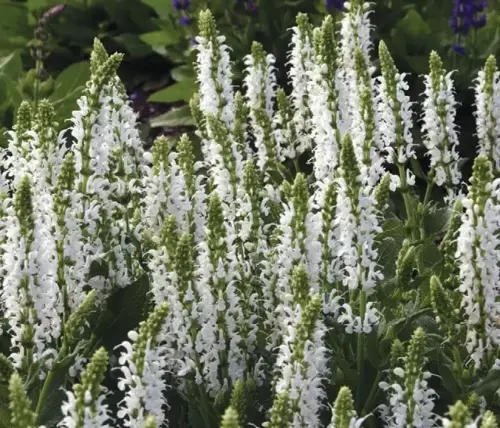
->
471;369;500;397
0;52;21;78
50;61;90;101
438;358;461;398
378;218;406;247
170;65;195;82
139;30;180;47
423;206;450;236
395;9;431;39
417;240;443;274
95;274;151;351
148;80;197;103
377;237;398;279
113;33;152;57
150;105;195;128
0;2;28;33
141;0;174;16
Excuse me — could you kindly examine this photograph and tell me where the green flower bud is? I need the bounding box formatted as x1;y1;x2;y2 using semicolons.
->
266;391;293;428
233;91;248;152
54;152;76;212
221;406;241;428
198;9;218;45
331;386;357;428
63;290;98;350
379;41;397;98
404;328;426;424
340;134;361;202
375;173;391;212
470;156;494;209
291;264;309;308
396;239;415;287
90;38;110;75
8;373;36;428
229;380;246;426
480;411;498;428
175;232;195;297
0;354;14;383
74;347;108;422
144;415;158;428
160;215;178;256
439;200;463;290
14;176;34;241
14;101;33;152
152;136;172;175
292;295;322;362
177;134;196;196
190;92;206;138
133;303;169;375
430;276;457;340
446;400;472;428
207;192;227;261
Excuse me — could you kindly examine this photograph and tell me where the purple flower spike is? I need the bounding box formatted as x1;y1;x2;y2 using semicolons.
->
172;0;190;11
326;0;345;11
179;15;192;26
451;43;467;55
450;0;488;54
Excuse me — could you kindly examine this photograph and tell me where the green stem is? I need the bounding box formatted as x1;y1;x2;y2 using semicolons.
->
419;181;434;240
397;164;418;242
34;369;55;422
356;290;367;409
361;370;382;416
33;60;43;112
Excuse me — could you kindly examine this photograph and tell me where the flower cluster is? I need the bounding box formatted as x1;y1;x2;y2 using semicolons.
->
1;2;500;427
450;0;488;54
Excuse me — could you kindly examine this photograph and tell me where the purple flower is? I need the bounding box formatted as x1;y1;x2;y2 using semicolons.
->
236;0;258;15
450;0;488;35
172;0;190;11
179;15;192;26
450;0;488;55
451;43;467;55
326;0;345;10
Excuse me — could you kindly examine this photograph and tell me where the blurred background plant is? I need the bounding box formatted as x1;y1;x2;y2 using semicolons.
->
1;0;499;152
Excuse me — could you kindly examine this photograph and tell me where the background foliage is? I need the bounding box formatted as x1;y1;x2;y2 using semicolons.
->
1;0;500;154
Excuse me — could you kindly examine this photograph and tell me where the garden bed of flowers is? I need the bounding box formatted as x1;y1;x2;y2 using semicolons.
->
0;1;500;427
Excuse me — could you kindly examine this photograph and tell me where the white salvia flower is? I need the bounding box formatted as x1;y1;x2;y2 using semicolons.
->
379;329;438;428
244;42;282;171
456;157;500;369
340;0;373;72
273;296;328;428
377;41;416;189
1;177;62;372
195;10;235;129
334;135;382;334
308;17;345;188
118;304;170;427
422;52;461;191
474;55;500;174
59;348;112;428
288;13;314;157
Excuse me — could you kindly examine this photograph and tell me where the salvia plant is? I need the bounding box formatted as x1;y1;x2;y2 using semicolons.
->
1;1;500;427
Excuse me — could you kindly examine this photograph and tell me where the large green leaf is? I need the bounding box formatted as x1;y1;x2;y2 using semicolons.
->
141;0;174;16
0;52;21;79
140;29;180;47
148;80;197;103
149;105;195;128
49;61;90;121
113;33;152;58
50;61;90;99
